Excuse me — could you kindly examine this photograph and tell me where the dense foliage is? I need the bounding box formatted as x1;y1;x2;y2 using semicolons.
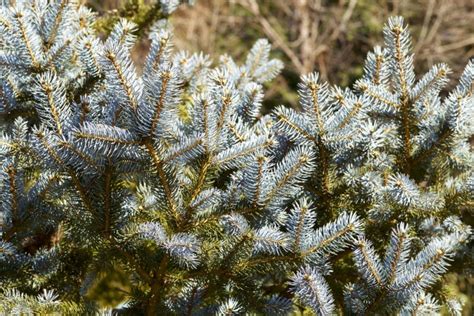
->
0;0;472;314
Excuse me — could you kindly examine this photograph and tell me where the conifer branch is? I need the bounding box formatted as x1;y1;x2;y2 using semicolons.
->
13;11;40;69
143;138;179;223
44;0;67;49
105;49;140;111
188;156;212;212
149;70;171;135
35;130;94;214
0;2;471;313
147;254;169;315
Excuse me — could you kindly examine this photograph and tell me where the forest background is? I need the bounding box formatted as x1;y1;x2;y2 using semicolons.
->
86;0;474;109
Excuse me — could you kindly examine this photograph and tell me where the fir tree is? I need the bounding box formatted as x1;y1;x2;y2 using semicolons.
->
0;1;472;314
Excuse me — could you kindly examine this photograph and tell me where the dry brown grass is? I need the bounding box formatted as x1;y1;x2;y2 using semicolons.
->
171;0;473;78
87;0;474;105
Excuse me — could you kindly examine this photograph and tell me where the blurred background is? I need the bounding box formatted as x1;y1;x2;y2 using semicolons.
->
85;0;474;107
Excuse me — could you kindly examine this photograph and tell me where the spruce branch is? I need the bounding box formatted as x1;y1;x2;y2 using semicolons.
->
0;1;471;313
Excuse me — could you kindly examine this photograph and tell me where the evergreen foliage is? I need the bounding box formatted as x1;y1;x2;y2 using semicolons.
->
0;0;472;314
